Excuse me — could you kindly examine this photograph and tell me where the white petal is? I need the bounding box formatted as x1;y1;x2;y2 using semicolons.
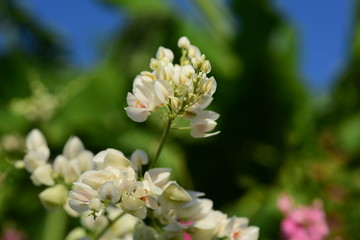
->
80;170;115;190
103;148;132;170
76;150;94;172
98;181;121;204
143;172;162;195
125;107;151;122
93;150;107;169
147;168;171;188
126;92;137;106
68;199;89;212
53;155;68;177
154;79;173;104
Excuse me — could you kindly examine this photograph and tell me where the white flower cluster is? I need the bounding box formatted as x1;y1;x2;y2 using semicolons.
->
22;129;93;211
66;145;259;239
20;37;259;240
125;36;220;138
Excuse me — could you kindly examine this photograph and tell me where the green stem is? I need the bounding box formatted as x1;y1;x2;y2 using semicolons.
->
150;118;173;169
93;211;125;240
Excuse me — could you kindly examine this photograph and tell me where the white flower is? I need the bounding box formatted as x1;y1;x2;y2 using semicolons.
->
186;110;220;138
219;216;259;240
68;182;99;212
125;84;156;122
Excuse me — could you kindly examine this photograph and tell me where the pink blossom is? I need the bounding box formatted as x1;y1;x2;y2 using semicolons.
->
2;229;27;240
278;195;329;240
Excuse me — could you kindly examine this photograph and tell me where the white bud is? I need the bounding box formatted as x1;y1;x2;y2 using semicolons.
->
39;184;68;210
26;129;50;157
63;136;84;159
169;96;180;109
188;45;201;58
156;46;174;62
23;151;48;172
14;160;25;169
178;36;190;48
30;164;54;186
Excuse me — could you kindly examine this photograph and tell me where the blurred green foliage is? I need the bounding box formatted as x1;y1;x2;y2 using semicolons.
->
0;0;359;239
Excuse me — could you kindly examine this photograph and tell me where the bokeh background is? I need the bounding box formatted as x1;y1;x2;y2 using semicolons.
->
0;0;359;239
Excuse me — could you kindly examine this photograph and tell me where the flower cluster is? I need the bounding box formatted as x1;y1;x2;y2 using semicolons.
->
125;36;219;138
278;194;329;240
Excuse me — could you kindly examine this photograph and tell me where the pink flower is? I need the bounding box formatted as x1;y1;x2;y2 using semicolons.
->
183;232;192;240
278;195;329;240
2;228;27;240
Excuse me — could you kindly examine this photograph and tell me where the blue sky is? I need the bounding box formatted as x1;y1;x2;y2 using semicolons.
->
274;0;355;92
20;0;355;92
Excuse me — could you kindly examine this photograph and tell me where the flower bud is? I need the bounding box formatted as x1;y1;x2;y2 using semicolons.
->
188;45;201;58
161;182;192;208
169;96;180;109
30;164;55;186
156;46;174;62
178;36;190;49
39;184;68;210
191;54;205;69
14;160;25;169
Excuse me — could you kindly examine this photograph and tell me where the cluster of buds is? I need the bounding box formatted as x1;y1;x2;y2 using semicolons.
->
125;36;219;138
22;129;93;211
278;194;329;240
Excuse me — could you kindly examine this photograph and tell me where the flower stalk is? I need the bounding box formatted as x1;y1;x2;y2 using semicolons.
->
150;117;173;169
